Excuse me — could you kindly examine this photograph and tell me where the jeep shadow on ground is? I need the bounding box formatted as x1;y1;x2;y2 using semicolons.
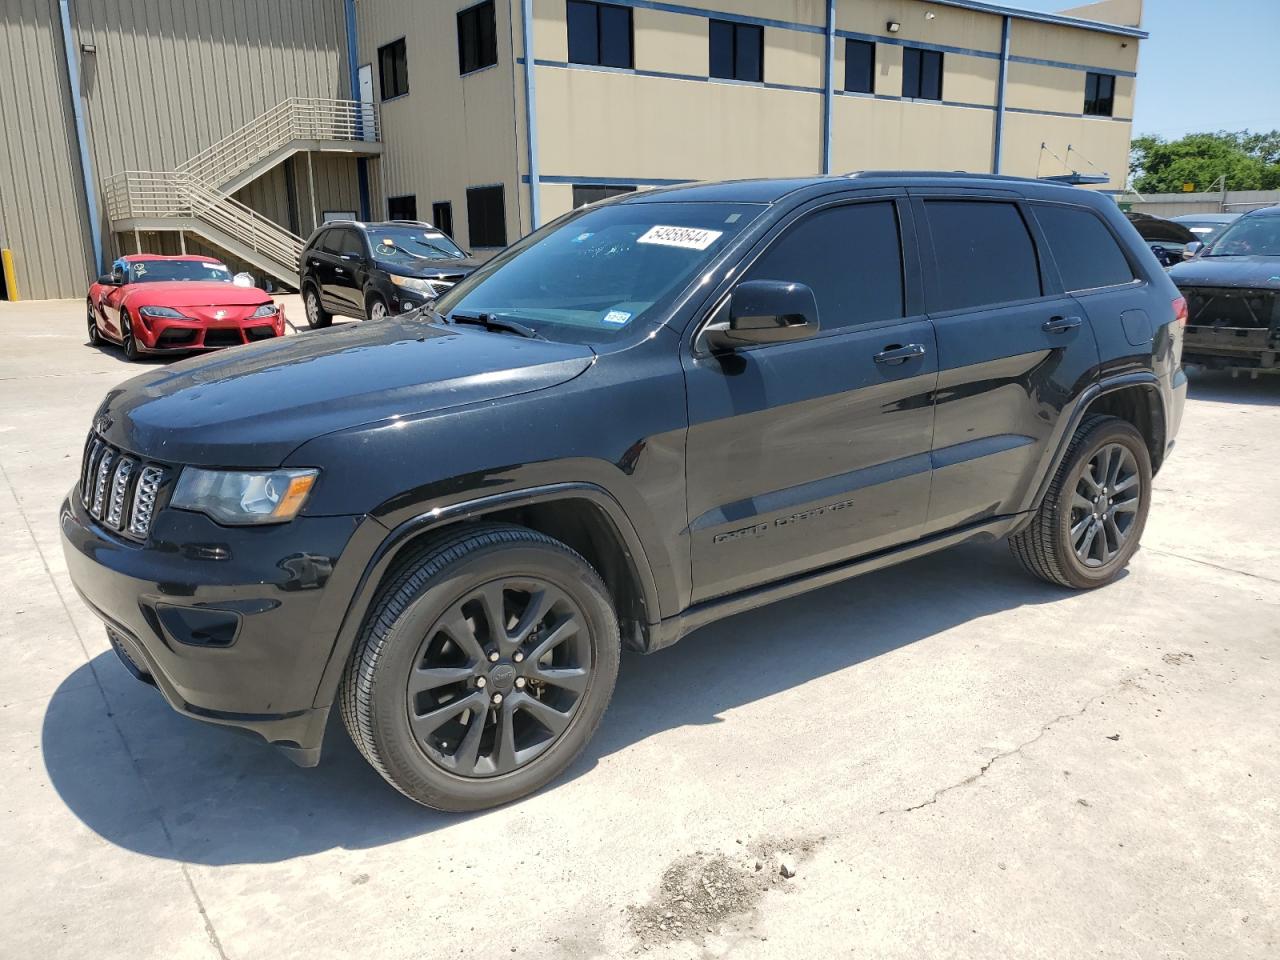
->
43;538;1090;866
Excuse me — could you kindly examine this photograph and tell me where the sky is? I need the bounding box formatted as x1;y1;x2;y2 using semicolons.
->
1016;0;1280;139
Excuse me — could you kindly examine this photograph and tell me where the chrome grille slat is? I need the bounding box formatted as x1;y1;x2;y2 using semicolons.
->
91;449;115;519
78;433;168;541
106;457;135;529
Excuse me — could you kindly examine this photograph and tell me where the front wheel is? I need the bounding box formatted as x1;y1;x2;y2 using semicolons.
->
340;524;620;811
365;293;389;322
1009;415;1152;589
121;314;140;362
86;300;101;346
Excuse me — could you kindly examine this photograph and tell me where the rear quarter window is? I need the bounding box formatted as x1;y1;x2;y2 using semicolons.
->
925;200;1042;312
1035;204;1135;291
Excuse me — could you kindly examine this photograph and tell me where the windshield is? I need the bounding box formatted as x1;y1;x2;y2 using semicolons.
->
371;225;467;264
432;201;764;344
1205;215;1280;257
129;259;231;283
1182;221;1231;242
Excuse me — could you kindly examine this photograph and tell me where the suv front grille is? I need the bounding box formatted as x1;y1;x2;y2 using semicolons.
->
79;434;171;541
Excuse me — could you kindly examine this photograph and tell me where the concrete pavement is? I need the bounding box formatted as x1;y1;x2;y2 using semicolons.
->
1;298;1276;959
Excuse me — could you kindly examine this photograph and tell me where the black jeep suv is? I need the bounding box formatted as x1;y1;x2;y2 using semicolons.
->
61;173;1186;811
298;219;481;326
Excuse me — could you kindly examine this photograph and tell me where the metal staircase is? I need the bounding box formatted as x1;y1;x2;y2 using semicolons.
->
104;98;381;287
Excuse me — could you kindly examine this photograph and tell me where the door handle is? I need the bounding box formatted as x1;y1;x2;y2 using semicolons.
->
1043;315;1083;334
874;343;927;365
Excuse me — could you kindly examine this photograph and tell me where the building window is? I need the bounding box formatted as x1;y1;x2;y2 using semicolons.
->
467;185;507;247
902;47;942;100
1084;72;1115;116
378;38;408;100
387;195;417;221
567;0;633;69
708;20;763;83
844;39;875;94
457;1;497;75
432;201;455;238
572;184;636;208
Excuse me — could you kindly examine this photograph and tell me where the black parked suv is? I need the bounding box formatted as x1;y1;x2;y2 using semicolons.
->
62;173;1186;811
298;219;482;326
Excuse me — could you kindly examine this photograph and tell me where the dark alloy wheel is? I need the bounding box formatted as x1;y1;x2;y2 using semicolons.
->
86;301;101;346
121;314;140;362
1009;415;1152;589
366;294;389;323
341;524;620;811
304;285;332;329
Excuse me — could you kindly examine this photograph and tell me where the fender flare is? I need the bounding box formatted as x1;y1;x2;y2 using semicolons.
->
311;481;664;708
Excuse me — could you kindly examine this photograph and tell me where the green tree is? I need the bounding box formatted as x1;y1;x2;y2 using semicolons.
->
1129;130;1280;193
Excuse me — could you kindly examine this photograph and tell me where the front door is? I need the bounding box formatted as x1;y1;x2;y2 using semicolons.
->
911;194;1101;535
683;196;938;604
100;259;130;339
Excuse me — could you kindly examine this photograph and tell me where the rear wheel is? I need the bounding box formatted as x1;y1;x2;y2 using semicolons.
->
341;524;620;811
304;284;332;329
1009;415;1152;589
86;300;101;346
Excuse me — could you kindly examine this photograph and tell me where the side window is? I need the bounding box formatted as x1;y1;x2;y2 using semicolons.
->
924;201;1042;312
744;202;905;332
318;229;342;254
336;228;366;258
1035;204;1135;291
112;260;128;284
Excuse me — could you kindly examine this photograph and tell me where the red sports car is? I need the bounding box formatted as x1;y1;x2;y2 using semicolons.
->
87;254;286;360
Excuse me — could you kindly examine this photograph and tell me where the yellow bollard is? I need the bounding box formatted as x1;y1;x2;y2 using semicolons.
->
0;249;17;302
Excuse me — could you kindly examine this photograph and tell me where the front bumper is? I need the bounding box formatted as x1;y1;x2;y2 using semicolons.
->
59;492;371;765
135;312;286;352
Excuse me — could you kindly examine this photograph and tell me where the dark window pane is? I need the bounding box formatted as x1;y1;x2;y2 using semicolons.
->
709;20;734;79
735;24;762;82
467;185;507;248
598;4;633;68
920;50;942;100
746;202;904;332
925;201;1042;311
566;1;599;65
902;47;921;98
432;201;454;238
336;228;365;258
387;195;417;221
845;39;874;93
457;2;497;75
1084;71;1115;116
378;38;408;99
572;184;636;207
1036;204;1134;291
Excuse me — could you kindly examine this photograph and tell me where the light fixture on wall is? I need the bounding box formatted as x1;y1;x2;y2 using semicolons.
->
80;42;96;54
886;20;900;32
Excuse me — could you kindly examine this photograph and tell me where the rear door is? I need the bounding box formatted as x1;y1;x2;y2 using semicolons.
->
328;227;369;314
683;194;939;603
303;229;337;304
912;192;1100;535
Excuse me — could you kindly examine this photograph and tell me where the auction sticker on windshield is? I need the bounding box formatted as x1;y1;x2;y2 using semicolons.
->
637;225;723;250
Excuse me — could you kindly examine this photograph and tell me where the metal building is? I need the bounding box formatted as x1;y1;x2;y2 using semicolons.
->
1;0;1144;301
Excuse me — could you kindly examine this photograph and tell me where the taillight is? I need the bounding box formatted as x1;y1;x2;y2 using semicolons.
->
1172;296;1188;326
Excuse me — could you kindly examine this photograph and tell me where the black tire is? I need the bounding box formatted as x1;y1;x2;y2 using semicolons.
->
87;300;101;346
303;284;332;329
121;314;140;362
365;292;389;323
341;523;620;811
1009;415;1152;589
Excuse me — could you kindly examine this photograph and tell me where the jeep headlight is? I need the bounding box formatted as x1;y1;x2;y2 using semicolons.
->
171;467;318;525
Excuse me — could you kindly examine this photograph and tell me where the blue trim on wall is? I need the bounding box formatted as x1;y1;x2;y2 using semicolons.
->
523;58;823;95
345;0;370;221
1006;105;1132;122
521;175;693;187
822;0;835;175
993;15;1010;174
520;0;541;229
58;0;103;274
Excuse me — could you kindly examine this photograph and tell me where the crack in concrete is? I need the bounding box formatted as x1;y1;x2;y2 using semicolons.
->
0;462;230;960
880;673;1146;816
1142;546;1280;586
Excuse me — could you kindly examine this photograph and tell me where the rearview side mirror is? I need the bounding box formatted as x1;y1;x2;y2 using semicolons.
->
97;273;120;286
1182;241;1204;260
703;279;820;352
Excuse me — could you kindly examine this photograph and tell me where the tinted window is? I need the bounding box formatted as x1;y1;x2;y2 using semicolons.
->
378;38;408;100
432;201;455;239
745;202;905;332
467;185;507;248
709;20;763;82
903;47;942;100
1084;72;1115;116
572;184;636;207
567;1;632;69
457;1;497;75
926;201;1041;311
1036;204;1134;291
845;39;874;94
335;228;366;258
387;194;417;221
318;229;344;254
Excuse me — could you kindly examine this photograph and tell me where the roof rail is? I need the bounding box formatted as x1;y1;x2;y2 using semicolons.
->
845;170;1058;185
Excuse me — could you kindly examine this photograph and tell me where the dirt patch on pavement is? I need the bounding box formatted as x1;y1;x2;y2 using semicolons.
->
629;836;819;950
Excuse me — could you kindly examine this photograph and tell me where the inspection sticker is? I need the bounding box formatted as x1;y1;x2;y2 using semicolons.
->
601;309;632;326
637;225;723;250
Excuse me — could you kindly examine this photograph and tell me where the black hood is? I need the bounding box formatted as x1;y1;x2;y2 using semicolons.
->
379;257;483;280
93;317;594;467
1125;213;1198;246
1169;255;1280;290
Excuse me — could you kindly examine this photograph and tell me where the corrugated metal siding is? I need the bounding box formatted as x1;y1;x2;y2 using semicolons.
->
0;0;96;300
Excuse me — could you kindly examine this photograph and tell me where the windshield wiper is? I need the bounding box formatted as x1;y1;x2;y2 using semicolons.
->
449;311;545;340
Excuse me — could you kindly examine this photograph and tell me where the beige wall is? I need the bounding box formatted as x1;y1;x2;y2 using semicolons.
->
831;96;996;173
360;0;524;251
